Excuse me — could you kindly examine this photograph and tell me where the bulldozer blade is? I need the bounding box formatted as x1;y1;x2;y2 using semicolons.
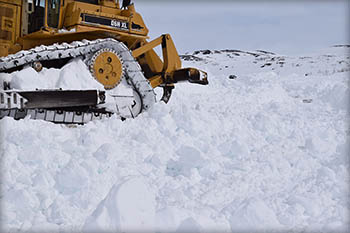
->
21;90;105;109
161;85;175;103
0;90;105;110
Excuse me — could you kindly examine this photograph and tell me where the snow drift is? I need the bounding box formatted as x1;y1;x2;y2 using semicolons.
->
0;46;349;233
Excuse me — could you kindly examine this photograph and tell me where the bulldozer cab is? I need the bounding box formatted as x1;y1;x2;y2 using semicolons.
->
28;0;44;33
26;0;135;34
28;0;60;33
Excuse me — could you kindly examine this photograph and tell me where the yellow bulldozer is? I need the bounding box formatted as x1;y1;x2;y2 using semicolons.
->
0;0;208;123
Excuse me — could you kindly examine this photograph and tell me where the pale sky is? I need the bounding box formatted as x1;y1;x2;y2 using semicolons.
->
136;1;349;55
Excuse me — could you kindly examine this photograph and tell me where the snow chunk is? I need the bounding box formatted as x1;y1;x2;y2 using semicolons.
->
83;177;155;232
56;59;104;90
176;217;202;233
166;145;206;177
229;198;282;232
320;81;350;114
93;143;114;162
58;28;76;33
218;140;249;158
11;67;46;89
55;161;89;195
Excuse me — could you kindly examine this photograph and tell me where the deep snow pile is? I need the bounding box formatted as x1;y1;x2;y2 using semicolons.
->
0;46;349;233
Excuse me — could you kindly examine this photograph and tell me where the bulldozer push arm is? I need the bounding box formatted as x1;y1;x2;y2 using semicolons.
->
132;34;208;102
133;34;208;87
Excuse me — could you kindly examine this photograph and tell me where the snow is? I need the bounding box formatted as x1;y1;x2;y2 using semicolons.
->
8;59;104;90
0;46;349;233
58;28;77;34
83;177;156;232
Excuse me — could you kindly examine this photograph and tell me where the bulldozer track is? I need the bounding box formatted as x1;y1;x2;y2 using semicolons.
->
0;38;156;123
1;39;115;71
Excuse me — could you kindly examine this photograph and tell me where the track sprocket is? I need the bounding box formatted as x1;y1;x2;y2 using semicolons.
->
89;48;125;90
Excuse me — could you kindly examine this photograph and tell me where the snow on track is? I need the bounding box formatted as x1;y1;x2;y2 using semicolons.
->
0;46;349;233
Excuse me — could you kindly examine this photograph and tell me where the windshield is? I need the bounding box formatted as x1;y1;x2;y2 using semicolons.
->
28;0;45;33
47;0;60;28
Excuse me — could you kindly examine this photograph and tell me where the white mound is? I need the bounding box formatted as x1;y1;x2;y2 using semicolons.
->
0;46;349;233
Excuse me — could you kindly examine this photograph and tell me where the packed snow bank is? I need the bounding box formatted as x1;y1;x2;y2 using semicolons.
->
7;59;104;90
0;46;349;233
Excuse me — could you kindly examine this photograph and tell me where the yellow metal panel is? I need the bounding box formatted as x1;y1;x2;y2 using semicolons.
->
129;12;148;36
132;34;181;85
14;0;20;42
0;0;21;6
20;26;147;50
149;75;163;88
0;1;18;44
0;44;10;57
100;5;121;16
162;34;181;73
132;35;163;58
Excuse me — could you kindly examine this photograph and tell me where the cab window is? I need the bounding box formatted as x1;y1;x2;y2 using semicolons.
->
47;0;60;28
28;0;46;33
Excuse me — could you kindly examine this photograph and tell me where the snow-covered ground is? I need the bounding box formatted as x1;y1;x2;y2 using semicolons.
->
0;46;349;233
